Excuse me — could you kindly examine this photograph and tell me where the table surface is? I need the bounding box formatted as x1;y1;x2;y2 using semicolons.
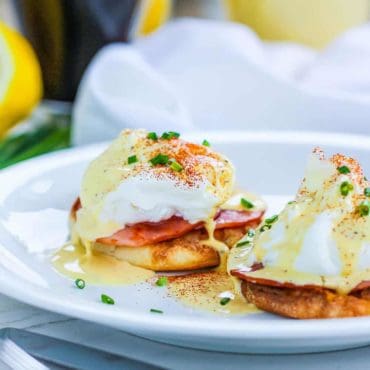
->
3;293;370;369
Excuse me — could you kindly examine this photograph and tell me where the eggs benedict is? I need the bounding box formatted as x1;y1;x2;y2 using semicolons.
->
230;148;370;318
70;129;265;271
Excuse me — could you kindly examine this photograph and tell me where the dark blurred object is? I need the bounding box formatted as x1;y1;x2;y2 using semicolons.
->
0;101;72;169
14;0;138;101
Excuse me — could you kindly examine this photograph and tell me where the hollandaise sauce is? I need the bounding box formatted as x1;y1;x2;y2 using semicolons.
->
52;242;154;285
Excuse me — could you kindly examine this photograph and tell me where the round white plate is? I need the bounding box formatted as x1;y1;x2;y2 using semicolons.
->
2;130;370;354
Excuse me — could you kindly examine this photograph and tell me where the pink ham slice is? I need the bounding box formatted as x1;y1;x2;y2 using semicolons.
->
71;198;264;247
231;268;370;294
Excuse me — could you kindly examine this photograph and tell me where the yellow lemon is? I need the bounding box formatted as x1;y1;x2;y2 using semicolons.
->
0;22;42;136
136;0;172;36
225;0;369;48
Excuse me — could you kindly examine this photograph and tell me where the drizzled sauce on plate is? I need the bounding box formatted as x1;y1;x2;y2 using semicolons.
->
52;242;258;315
52;242;154;285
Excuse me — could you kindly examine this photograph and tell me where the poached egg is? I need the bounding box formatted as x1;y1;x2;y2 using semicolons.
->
230;148;370;294
74;129;236;245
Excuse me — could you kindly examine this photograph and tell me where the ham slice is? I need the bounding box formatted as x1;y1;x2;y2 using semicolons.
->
231;268;319;290
71;198;263;247
232;268;370;293
351;281;370;292
97;216;203;247
214;209;263;229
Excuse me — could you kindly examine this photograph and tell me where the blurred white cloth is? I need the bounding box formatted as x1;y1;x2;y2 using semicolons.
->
72;18;370;145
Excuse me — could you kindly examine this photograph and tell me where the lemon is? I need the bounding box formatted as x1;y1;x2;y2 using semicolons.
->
0;22;42;136
136;0;172;36
225;0;369;48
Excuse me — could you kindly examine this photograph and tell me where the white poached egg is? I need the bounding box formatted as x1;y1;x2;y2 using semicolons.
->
229;148;370;294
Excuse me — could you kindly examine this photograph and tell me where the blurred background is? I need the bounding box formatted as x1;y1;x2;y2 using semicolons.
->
0;0;370;168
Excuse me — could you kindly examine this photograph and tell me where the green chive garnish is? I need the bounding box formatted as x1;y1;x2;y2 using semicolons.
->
127;155;138;165
170;160;183;172
359;200;370;216
149;153;169;166
247;229;255;238
241;198;254;209
265;215;278;224
101;294;115;305
147;132;158;140
236;240;250;247
236;228;255;247
337;165;350;174
260;224;272;232
220;297;231;306
161;131;180;140
156;276;168;287
75;278;85;289
340;181;353;196
202;139;210;147
364;187;370;197
365;176;368;181
150;308;163;314
287;201;296;205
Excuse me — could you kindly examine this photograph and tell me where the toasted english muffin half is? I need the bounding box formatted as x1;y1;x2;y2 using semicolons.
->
241;281;370;319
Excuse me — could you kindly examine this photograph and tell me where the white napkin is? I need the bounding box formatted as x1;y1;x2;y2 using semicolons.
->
72;18;370;145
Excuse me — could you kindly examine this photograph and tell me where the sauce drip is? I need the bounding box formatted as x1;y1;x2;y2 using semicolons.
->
52;242;154;285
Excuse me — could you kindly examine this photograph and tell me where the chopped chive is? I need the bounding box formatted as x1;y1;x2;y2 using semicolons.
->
170;160;183;172
127;155;138;164
169;131;180;138
101;294;115;305
365;176;368;181
359;200;370;216
220;297;231;306
265;215;278;224
236;240;250;247
156;276;168;287
337;165;350;174
150;308;163;314
340;181;353;196
247;229;255;238
202;139;210;147
236;228;255;247
364;187;370;197
260;224;272;232
147;132;158;141
75;278;85;289
287;201;296;205
241;198;254;209
161;131;180;140
149;153;169;166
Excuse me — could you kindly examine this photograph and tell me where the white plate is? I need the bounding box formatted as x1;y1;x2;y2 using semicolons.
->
2;130;370;354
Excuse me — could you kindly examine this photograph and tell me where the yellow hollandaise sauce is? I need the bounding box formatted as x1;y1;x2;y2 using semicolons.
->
52;242;259;315
52;242;154;285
